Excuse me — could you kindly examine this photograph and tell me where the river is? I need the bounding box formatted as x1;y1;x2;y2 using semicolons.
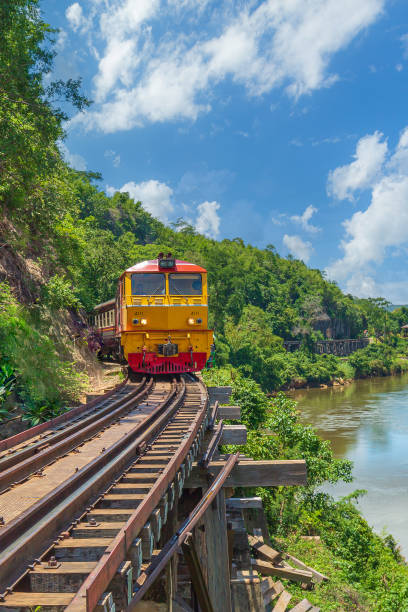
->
292;374;408;556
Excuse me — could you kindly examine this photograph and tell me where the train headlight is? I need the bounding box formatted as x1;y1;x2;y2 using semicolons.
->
140;318;148;325
132;318;139;325
188;317;195;325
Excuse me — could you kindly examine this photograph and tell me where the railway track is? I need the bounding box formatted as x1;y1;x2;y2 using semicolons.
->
0;374;209;611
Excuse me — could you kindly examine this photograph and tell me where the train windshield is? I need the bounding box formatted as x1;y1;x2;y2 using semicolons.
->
169;273;202;295
131;273;165;295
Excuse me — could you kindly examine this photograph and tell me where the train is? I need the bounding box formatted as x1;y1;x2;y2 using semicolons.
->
90;254;214;374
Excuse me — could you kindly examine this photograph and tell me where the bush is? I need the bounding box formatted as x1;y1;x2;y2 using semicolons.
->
42;275;80;310
0;282;87;412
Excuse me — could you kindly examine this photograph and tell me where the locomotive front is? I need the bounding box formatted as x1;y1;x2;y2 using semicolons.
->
118;255;213;374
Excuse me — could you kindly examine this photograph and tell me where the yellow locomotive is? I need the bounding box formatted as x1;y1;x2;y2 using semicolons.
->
91;254;214;374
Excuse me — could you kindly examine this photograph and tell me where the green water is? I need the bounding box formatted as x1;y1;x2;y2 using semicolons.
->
293;374;408;556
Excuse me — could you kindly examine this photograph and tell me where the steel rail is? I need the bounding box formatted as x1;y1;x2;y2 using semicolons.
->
0;378;180;591
0;377;143;473
126;452;240;610
65;376;208;612
0;378;153;491
0;371;129;454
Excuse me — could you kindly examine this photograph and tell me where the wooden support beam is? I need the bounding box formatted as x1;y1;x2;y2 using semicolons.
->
248;535;282;564
207;387;232;406
128;537;142;578
186;460;307;488
141;523;154;561
206;487;232;611
218;406;241;420
284;552;328;584
226;497;263;510
230;573;264;611
201;420;224;468
182;533;215;612
251;559;313;584
220;425;247;445
208;401;219;430
109;560;132;610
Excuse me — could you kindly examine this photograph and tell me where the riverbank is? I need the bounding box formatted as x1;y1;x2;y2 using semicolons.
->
294;373;408;560
203;366;408;611
280;339;408;392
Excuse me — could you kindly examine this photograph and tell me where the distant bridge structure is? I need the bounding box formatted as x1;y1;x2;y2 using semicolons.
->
283;338;369;357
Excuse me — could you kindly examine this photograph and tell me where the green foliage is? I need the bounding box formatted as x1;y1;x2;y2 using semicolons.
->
0;363;16;406
42;275;80;310
203;366;267;429
21;399;67;426
0;282;87;412
348;343;408;378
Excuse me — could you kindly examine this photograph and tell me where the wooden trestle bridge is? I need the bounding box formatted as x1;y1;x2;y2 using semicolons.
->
0;375;308;612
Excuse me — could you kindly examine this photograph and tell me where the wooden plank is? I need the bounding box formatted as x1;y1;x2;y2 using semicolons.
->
290;599;313;612
248;535;282;564
284;552;328;583
29;562;97;593
218;406;241;420
273;590;292;612
2;591;74;608
186;460;307;488
73;522;124;538
251;559;313;584
220;425;247;445
226;497;263;510
262;579;284;605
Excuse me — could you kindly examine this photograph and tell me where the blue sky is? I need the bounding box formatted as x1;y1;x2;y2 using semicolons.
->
43;0;408;302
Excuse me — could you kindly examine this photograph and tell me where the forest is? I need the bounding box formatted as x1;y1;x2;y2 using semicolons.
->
2;1;408;414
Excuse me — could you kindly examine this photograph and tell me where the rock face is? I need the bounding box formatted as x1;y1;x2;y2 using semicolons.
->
312;313;332;338
312;314;351;340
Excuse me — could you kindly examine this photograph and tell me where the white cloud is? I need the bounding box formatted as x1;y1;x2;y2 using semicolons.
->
327;126;408;298
104;149;121;167
401;33;408;60
55;30;68;52
69;0;385;133
195;201;221;238
66;3;88;33
59;142;87;171
107;179;174;222
283;234;313;262
291;205;320;233
327;131;388;200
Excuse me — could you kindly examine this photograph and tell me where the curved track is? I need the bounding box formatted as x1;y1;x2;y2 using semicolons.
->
0;374;209;612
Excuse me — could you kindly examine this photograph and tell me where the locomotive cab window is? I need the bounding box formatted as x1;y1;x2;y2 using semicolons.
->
131;273;165;295
169;273;202;295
